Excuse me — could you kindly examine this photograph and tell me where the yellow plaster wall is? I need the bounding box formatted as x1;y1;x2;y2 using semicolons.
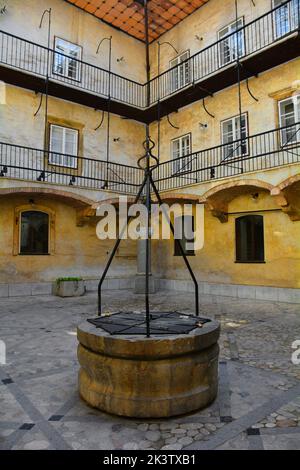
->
149;0;275;78
0;0;146;83
149;59;300;163
154;192;300;288
0;84;146;167
1;0;299;289
0;195;136;283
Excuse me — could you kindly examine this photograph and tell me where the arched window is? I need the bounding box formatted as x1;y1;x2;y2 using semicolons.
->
235;215;264;263
20;211;49;255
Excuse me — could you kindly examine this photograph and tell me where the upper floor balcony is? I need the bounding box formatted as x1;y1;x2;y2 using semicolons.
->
153;121;300;192
0;142;143;196
0;0;299;123
1;122;299;196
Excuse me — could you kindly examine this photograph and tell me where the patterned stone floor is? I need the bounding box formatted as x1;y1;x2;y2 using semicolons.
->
0;290;299;450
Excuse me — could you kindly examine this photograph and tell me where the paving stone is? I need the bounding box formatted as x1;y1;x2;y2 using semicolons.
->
187;430;199;437
179;423;201;430
123;442;139;450
205;423;217;431
194;433;204;441
145;431;161;442
137;423;149;431
177;436;193;446
138;440;153;449
23;440;50;450
1;429;16;437
1;290;300;451
148;424;159;431
171;428;186;435
165;437;178;445
161;444;183;450
277;420;297;428
159;423;174;431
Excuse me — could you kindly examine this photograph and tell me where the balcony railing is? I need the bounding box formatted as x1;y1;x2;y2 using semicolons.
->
0;31;146;109
1;123;299;195
0;0;298;110
152;122;300;192
0;142;142;195
149;0;300;104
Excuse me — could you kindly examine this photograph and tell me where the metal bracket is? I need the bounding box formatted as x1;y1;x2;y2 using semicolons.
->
246;78;259;102
34;93;44;117
167;114;179;130
94;110;105;131
39;9;51;29
202;98;215;118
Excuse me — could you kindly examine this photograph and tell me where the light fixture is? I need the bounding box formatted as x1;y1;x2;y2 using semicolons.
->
69;176;76;186
37;171;45;182
0;165;7;177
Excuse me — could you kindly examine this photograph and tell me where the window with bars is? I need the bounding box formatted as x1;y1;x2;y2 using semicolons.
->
272;0;299;39
53;38;82;81
171;133;192;173
221;114;248;159
218;18;245;67
170;51;191;92
49;124;78;168
235;215;265;263
20;211;49;255
278;96;300;145
174;215;195;256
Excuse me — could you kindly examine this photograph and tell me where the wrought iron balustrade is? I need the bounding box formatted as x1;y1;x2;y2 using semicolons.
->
0;30;146;109
152;122;300;191
0;142;142;194
0;1;299;110
1;123;299;195
149;0;300;104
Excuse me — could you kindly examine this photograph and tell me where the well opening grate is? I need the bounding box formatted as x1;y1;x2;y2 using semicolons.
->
88;311;211;336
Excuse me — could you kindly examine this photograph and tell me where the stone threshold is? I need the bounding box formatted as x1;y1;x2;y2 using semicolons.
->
0;278;299;303
0;278;134;298
159;279;300;304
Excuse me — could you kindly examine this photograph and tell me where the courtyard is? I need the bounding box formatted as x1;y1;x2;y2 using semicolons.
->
0;290;299;451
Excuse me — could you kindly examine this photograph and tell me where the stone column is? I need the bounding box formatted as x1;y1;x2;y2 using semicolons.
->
134;239;157;294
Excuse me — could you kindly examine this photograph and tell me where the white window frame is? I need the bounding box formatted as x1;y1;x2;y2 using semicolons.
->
170;51;191;93
272;0;299;39
171;133;192;173
218;18;245;67
53;37;82;82
221;113;249;159
49;124;79;169
278;95;300;146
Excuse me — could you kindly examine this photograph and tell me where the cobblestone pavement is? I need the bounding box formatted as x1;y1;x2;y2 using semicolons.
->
0;290;299;450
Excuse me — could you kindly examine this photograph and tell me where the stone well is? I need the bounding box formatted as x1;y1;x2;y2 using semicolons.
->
77;316;220;418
